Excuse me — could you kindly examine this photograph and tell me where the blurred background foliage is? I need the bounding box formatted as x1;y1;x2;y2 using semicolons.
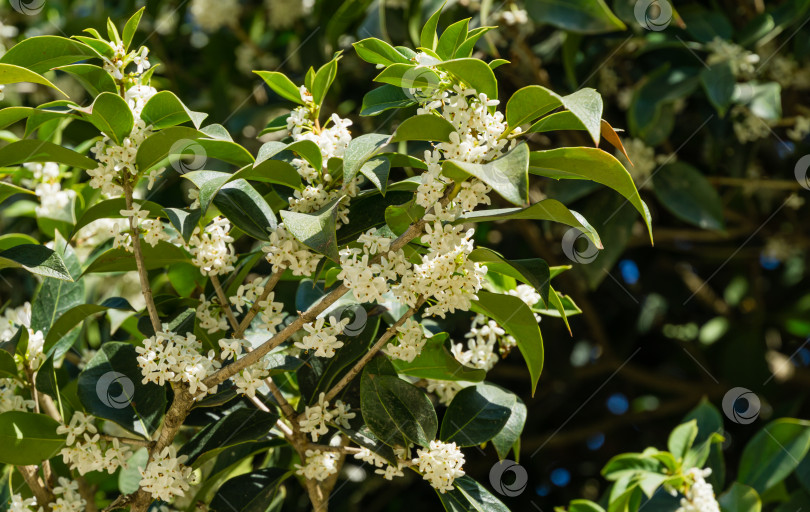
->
1;0;810;510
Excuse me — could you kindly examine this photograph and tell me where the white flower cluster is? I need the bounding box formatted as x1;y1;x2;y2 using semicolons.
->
394;222;487;318
23;162;76;219
0;379;35;413
190;0;240;32
229;277;286;331
101;40;151;81
58;413;131;475
676;468;720;512
788;116;810;142
295;449;338;481
51;477;87;512
295;316;351;357
383;318;428;362
186;217;238;276
706;38;759;78
353;446;407;480
298;392;356;442
120;203;171;252
0;302;30;342
615;138;674;188
413;440;466;493
125;85;158;117
731;105;771;143
266;0;315;29
338;228;411;304
88;117;156;196
136;330;221;397
196;295;229;333
139;446;193;502
262;224;322;276
9;494;42;512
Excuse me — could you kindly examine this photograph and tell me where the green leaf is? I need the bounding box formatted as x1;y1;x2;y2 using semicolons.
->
0;411;65;465
441;383;515;447
525;0;626;34
118;448;148;494
701;61;735;116
73;92;134;144
213;179;277;241
0;233;38;250
353;38;412;66
233;160;302;190
43;298;134;358
361;370;438;447
136;126;204;172
719;483;762;512
183;170;231;213
257;139;322;173
279;197;342;261
652;162;724;230
197;124;255;166
0;36;99;73
468;247;550;305
443;142;529;206
361;85;417;116
179;407;279;465
491;396;526;460
359;156;391;195
455;26;495;58
436;19;470;60
56;64;118;97
311;55;340;107
0;106;35;129
210;468;290;512
0;350;17;380
254;71;304;104
0;244;73;281
260;112;290;134
0;139;96;169
682;398;724;472
0;63;67;97
735;81;782;121
668;420;698;461
30;238;84;346
122;7;145;50
529;147;653;243
71;197;164;239
457;199;602;248
83;241;188;274
343;133;391;183
436;58;498;99
77;342;167;437
472;291;543;395
391;332;486;382
421;3;445;51
567;500;606;512
738;418;810;494
560;88;603;145
438;475;511;512
0;181;35;206
391;114;456;143
506;85;563;129
140;91;208;129
164;208;201;244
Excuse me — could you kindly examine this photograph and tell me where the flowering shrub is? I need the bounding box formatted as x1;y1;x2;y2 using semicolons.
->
0;4;809;512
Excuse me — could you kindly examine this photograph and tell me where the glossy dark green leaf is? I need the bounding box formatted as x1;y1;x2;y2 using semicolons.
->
280;197;342;261
213;179;277;241
0;411;65;465
443;142;529;206
140;90;207;129
0;244;73;281
179;407;279;465
343;133;391;183
506;85;563;129
360;84;417;116
43;298;134;357
0;181;34;206
436;19;470;60
361;370;438;447
0;36;99;73
525;0;626;34
0;350;17;380
0;139;96;169
468;248;549;305
359;156;391;195
738;418;810;494
311;55;340;107
210;468;290;512
74;92;133;144
136;126;203;172
438;475;510;512
718;483;761;512
353;38;411;66
56;63;117;97
441;383;516;447
164;208;201;244
652;162;724;230
559;88;603;145
29;238;85;343
701;61;735;116
491;396;526;460
472;291;543;395
71;198;164;239
391;332;486;382
183;170;231;214
77;342;166;437
83;241;188;274
391;114;456;143
436;58;498;99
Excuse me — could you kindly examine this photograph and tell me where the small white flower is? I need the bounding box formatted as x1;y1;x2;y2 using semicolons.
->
413;440;466;493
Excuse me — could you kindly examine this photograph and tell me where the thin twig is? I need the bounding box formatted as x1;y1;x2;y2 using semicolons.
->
124;183;162;332
99;434;154;448
211;274;240;332
235;272;282;337
16;465;54;506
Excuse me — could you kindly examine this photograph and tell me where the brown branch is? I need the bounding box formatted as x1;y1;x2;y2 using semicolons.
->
236;272;282;337
124;183;162;332
98;434;154;448
210;274;239;332
16;465;54;507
